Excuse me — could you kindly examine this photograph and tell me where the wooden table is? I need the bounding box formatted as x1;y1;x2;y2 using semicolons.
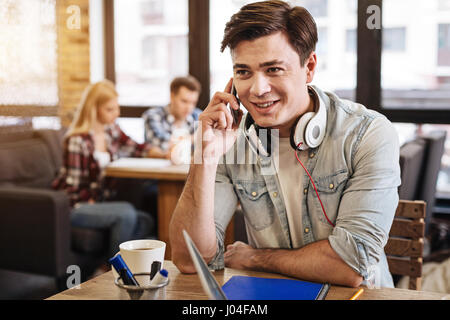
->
47;260;448;300
104;158;234;258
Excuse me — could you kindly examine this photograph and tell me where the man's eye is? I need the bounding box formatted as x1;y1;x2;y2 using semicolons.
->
267;67;281;73
235;70;249;76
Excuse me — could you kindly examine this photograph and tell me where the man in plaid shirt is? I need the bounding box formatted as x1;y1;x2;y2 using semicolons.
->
142;76;202;159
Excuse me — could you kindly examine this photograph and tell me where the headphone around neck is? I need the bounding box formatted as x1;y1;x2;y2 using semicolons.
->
245;85;327;155
289;86;327;151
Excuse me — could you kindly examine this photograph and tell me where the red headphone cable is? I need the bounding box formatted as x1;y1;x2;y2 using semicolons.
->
295;142;335;228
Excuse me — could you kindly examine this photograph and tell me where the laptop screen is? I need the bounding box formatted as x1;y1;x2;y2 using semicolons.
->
182;230;228;300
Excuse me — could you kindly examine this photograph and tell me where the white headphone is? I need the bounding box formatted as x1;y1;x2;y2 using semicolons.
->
245;85;327;156
289;85;327;151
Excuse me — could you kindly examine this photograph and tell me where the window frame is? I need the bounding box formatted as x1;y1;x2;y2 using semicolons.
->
104;0;450;123
103;0;210;117
358;0;450;125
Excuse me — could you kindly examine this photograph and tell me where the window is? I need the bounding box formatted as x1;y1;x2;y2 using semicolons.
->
209;0;255;95
113;0;188;107
360;0;450;200
316;27;328;70
141;0;164;25
438;24;450;66
382;0;450;109
439;0;450;10
346;29;356;52
383;27;406;52
0;0;58;111
298;0;328;18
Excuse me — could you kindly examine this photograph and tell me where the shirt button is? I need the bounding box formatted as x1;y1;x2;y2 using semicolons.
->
251;191;257;197
273;192;278;198
329;183;334;189
303;188;308;194
304;227;310;233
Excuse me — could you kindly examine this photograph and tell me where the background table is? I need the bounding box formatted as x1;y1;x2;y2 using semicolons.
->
47;260;448;300
104;158;234;258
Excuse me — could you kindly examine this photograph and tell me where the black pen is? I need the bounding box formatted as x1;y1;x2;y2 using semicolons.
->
150;261;162;281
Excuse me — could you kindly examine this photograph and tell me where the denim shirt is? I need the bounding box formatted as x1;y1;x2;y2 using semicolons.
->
208;85;401;288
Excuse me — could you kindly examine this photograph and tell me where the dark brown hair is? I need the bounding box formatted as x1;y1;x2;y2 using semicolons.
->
170;75;202;95
221;0;318;66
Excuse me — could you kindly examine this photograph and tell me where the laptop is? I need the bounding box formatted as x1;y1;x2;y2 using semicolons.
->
182;229;330;300
182;230;228;300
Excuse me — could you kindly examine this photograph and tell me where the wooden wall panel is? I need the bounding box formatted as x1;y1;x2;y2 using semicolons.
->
56;0;91;128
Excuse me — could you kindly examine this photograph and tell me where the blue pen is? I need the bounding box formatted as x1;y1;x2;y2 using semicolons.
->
109;254;140;286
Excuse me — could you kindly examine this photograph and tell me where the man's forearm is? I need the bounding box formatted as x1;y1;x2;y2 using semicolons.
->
248;240;363;287
169;163;219;273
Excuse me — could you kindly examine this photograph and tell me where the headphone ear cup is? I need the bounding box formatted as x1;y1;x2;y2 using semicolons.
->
304;118;323;148
292;112;314;150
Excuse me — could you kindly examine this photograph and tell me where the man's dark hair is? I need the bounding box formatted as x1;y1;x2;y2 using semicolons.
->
170;75;202;95
221;0;318;66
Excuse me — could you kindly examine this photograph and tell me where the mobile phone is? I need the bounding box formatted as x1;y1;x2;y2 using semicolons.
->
230;82;241;125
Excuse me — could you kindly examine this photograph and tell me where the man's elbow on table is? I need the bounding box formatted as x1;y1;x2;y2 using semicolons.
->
345;272;364;288
172;253;197;274
172;248;217;274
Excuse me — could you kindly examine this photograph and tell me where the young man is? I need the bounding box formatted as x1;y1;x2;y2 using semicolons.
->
169;0;401;288
143;75;202;159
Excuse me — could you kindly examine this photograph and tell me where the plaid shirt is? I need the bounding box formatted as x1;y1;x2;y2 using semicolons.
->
52;123;152;207
142;105;201;151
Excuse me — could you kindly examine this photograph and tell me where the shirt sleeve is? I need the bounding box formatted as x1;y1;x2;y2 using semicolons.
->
54;135;99;206
207;160;239;270
328;117;401;280
143;108;172;150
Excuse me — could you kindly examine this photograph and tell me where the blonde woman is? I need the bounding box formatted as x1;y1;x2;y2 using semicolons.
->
53;80;154;258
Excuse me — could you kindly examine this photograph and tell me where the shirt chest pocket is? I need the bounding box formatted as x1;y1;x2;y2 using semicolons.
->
235;181;275;231
310;170;348;225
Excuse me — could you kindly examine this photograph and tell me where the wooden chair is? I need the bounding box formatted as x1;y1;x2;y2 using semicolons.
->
385;200;426;290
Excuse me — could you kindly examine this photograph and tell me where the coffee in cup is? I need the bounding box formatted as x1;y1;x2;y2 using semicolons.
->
112;239;166;282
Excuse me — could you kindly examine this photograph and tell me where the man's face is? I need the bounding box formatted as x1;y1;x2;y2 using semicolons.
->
231;31;316;137
170;86;200;121
97;97;120;125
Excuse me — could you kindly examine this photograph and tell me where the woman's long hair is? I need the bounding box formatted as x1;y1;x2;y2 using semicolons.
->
66;80;118;137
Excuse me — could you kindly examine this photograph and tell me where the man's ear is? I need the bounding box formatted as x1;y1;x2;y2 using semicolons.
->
305;52;317;83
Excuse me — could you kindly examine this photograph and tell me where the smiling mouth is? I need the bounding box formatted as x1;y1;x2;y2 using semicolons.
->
253;100;279;109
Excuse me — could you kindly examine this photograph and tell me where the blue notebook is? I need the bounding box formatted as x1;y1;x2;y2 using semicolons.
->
222;276;329;300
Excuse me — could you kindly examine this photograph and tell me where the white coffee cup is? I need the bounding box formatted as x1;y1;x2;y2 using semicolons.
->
112;239;166;279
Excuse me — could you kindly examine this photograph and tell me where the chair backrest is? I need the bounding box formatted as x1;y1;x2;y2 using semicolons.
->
415;131;446;234
398;138;426;200
386;199;426;290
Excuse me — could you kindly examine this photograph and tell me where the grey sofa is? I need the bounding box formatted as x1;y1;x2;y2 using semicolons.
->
0;129;111;287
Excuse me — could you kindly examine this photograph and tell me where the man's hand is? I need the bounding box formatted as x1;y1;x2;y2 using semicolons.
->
169;79;242;273
224;239;363;287
195;78;243;164
224;241;255;270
